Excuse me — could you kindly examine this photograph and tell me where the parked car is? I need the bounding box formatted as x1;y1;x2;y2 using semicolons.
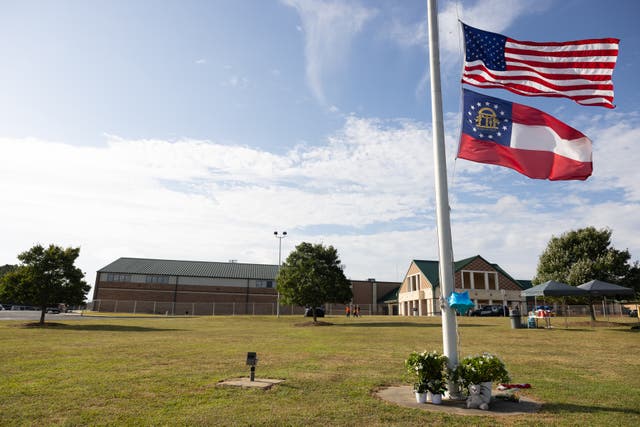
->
469;305;505;317
46;307;61;314
304;307;325;318
11;305;37;311
629;309;638;317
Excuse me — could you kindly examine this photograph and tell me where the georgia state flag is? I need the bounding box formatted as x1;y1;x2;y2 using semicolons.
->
457;89;592;181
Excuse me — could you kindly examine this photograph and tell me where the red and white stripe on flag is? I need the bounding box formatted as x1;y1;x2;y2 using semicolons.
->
461;23;620;108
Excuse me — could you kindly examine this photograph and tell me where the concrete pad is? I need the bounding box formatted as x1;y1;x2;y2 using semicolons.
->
375;385;542;417
217;377;285;390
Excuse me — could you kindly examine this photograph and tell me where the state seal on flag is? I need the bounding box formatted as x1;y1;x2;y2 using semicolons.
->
462;91;512;147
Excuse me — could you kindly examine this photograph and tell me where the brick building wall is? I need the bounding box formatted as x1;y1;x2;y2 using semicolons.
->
92;268;400;315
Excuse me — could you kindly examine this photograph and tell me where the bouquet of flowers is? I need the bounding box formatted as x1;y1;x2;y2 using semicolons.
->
452;352;510;389
404;350;449;394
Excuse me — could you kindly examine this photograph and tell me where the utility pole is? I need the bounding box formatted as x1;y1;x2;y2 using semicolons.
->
274;231;287;318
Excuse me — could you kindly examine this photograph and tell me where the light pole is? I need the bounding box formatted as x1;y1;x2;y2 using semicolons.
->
274;231;287;318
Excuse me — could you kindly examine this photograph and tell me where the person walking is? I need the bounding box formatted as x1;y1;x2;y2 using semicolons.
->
345;306;351;318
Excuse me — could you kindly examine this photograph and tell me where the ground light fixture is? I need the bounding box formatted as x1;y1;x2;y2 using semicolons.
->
246;352;258;381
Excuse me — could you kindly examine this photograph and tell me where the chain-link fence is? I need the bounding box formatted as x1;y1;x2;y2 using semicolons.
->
86;299;634;318
87;300;392;316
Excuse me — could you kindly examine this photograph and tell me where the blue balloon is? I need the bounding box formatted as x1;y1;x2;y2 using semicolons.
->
448;291;475;315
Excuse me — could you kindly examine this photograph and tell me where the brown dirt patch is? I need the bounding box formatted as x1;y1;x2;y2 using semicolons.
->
294;320;334;327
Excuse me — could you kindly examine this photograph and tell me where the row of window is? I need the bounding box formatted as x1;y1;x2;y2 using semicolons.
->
105;273;131;282
146;275;169;284
460;271;499;290
256;280;274;288
406;270;500;291
104;274;273;288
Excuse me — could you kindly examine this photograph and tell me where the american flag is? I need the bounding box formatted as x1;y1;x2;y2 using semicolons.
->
461;22;620;108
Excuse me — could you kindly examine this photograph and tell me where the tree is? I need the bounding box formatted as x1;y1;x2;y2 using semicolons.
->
0;264;17;278
0;244;90;325
276;242;352;323
533;227;638;320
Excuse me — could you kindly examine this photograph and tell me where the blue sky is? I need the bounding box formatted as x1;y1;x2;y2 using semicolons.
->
1;0;639;297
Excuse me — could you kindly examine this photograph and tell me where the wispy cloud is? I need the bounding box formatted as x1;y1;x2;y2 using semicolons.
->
282;0;377;105
387;0;553;96
1;110;638;289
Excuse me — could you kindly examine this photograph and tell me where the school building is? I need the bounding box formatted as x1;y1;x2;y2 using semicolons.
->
91;257;400;315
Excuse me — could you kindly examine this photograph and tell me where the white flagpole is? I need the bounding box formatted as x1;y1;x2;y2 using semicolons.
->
427;0;459;396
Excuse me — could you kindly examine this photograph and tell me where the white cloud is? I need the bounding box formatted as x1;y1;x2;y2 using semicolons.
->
388;0;540;55
224;75;249;89
388;0;553;95
282;0;377;104
585;113;640;201
1;110;638;297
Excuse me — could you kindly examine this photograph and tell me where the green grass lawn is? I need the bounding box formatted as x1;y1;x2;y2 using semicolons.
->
1;315;638;426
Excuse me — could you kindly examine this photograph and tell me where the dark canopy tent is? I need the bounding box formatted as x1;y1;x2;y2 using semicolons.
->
578;280;635;320
521;280;588;297
521;281;588;328
577;280;634;297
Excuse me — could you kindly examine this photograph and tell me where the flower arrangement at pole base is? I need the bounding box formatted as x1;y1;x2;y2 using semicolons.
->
452;352;510;389
451;352;510;410
404;350;449;402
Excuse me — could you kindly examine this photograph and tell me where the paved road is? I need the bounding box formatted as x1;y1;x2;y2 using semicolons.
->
0;310;86;321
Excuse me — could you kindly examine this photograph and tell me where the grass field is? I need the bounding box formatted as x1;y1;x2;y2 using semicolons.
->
1;314;639;426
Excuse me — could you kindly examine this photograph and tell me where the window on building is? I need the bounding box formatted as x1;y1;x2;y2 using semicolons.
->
473;272;485;289
487;273;497;290
106;273;132;282
461;270;499;290
256;280;274;288
462;271;471;289
145;275;169;284
407;275;421;292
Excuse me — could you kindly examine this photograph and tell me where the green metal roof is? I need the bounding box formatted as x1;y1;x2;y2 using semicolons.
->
98;257;279;280
413;260;440;286
517;279;533;290
378;287;400;303
412;255;528;290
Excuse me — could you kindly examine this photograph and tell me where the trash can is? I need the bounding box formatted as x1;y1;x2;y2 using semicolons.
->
509;308;522;329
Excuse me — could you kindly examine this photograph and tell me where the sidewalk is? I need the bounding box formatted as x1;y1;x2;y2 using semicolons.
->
375;385;541;417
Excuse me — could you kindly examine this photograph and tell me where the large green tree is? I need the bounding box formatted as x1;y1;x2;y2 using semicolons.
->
0;244;90;325
533;227;638;320
276;242;352;323
0;264;17;279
